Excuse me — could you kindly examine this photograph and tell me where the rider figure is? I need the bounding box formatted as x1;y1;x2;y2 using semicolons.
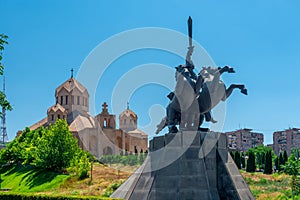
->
166;46;203;133
166;47;217;133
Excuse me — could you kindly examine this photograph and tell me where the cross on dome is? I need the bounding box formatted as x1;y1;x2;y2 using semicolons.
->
102;102;108;113
71;68;74;78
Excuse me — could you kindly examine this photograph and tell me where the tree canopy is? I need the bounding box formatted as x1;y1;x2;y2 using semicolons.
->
0;120;91;177
0;34;12;116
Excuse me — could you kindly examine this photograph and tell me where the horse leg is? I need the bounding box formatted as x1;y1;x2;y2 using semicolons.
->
167;105;178;133
223;84;248;100
166;97;180;133
197;114;205;131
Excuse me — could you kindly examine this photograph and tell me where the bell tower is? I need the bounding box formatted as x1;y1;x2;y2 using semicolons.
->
96;102;116;129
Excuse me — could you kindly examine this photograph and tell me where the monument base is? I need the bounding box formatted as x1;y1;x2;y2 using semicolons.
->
111;131;254;200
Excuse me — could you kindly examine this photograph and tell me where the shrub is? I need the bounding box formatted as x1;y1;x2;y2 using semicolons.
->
69;150;91;180
259;177;268;184
103;181;123;197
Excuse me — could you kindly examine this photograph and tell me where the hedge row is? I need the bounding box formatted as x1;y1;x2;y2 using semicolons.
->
0;193;113;200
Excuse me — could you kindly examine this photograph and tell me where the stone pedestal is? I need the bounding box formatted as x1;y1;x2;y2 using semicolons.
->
111;131;254;200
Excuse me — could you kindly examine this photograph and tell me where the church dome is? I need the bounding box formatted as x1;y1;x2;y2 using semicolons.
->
119;109;137;119
54;77;89;116
55;77;88;96
119;104;138;132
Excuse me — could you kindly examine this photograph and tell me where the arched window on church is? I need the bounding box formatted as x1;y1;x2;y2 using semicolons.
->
60;96;63;105
134;146;138;155
104;118;107;128
65;96;68;105
58;114;61;119
77;96;80;105
51;114;54;121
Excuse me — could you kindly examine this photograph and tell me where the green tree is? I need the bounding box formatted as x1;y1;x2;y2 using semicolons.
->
0;119;91;178
275;156;279;172
264;150;273;174
246;151;256;172
69;150;91;179
0;34;12;117
250;144;273;170
234;151;241;169
292;148;300;160
0;34;8;76
284;154;300;199
0;127;32;164
279;153;285;172
284;150;288;163
261;152;265;170
241;152;246;169
34;119;79;171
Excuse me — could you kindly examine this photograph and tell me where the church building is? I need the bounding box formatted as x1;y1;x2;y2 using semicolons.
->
23;74;148;159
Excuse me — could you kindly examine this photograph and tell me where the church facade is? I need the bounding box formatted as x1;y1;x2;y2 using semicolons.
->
24;76;148;159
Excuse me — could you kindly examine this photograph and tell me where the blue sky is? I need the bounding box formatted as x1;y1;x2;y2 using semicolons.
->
1;0;300;145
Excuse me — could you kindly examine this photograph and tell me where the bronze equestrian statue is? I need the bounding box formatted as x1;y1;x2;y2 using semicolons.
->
156;17;247;134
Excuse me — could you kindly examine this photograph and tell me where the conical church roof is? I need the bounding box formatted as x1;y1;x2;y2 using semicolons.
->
47;103;66;113
55;77;88;96
119;108;137;119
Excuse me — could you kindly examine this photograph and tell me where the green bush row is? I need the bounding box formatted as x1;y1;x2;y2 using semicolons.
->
0;193;110;200
99;154;147;166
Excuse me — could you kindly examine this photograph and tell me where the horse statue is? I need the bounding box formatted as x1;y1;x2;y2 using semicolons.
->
155;65;247;134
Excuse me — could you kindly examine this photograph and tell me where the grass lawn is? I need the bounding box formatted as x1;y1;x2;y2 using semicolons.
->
0;163;135;199
241;171;298;200
0;164;69;193
1;163;299;199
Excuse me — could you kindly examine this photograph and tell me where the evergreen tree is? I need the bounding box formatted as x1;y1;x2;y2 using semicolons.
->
283;150;288;163
264;150;273;174
275;156;279;172
279;153;284;172
241;153;246;169
234;151;241;169
261;153;265;170
246;151;256;172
